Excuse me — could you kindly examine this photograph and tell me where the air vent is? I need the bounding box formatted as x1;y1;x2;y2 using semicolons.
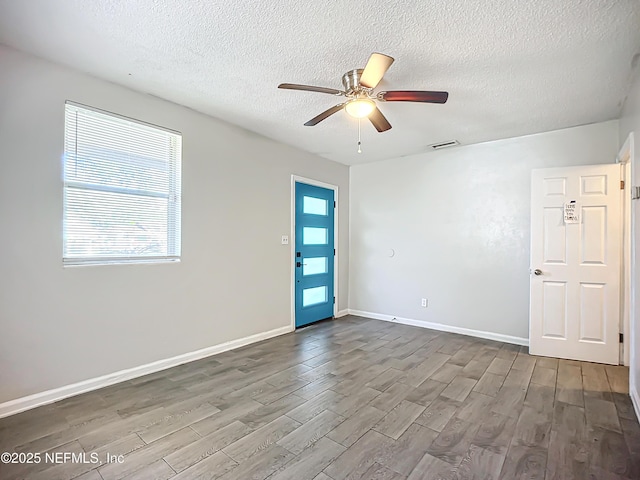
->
429;140;459;150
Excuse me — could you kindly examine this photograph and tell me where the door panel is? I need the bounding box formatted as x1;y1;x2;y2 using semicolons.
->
530;164;621;364
542;282;567;339
581;207;606;264
579;283;605;342
295;182;335;327
543;208;566;263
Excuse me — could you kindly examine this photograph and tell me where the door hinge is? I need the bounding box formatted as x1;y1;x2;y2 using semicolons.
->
620;333;624;343
333;296;335;304
334;201;336;208
334;249;336;255
621;180;625;190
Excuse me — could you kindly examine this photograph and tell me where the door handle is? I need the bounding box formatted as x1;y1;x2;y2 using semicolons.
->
534;269;543;276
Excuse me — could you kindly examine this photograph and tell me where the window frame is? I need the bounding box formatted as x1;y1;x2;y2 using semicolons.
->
62;101;182;266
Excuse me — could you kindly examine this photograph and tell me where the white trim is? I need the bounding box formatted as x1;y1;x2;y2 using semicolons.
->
348;309;529;347
631;376;640;423
622;161;631;366
335;309;349;318
290;176;339;330
618;133;633;165
622;132;637;398
618;137;633;366
0;325;292;419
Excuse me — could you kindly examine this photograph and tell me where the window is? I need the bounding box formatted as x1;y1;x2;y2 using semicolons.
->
63;102;182;265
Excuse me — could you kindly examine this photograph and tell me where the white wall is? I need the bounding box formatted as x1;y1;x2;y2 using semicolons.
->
619;58;640;416
350;121;620;341
0;46;349;405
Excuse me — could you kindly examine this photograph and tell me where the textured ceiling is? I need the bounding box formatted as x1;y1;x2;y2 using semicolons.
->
0;1;639;165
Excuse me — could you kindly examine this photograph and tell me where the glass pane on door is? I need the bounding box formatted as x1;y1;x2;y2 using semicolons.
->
303;286;327;306
303;227;328;245
303;257;328;276
303;196;328;216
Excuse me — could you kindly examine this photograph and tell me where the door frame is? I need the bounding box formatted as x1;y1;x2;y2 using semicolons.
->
290;175;339;330
618;133;635;367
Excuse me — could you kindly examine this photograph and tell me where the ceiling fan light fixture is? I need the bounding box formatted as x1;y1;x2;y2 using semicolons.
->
345;98;375;118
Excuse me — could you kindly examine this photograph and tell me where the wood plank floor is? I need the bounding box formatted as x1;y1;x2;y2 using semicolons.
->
1;316;639;480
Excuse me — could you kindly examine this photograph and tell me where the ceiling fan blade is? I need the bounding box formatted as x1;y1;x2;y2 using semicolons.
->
359;53;395;89
378;90;449;103
278;83;344;96
304;103;345;126
368;107;392;132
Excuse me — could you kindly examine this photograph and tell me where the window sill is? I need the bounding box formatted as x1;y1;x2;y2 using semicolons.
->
63;257;181;267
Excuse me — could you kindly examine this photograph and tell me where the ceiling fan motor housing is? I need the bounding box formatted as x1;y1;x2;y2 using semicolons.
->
342;69;365;94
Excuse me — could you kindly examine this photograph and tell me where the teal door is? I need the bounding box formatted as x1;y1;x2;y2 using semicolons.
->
295;182;335;328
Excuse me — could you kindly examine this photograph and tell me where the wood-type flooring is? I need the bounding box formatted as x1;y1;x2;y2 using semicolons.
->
0;316;638;479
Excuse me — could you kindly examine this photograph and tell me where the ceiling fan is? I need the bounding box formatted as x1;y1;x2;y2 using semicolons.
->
278;53;449;133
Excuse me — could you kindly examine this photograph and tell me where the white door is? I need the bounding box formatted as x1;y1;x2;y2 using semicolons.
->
530;164;621;365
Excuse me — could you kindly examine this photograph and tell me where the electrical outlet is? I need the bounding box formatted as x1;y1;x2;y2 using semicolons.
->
281;235;289;245
421;298;427;307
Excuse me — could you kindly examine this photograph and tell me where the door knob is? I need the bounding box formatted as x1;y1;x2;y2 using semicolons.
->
534;269;542;276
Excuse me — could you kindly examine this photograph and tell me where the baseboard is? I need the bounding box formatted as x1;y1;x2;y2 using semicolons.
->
348;309;529;347
335;309;349;318
0;325;293;419
631;378;640;424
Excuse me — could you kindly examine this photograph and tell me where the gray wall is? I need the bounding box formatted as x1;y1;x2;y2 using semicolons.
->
619;59;640;411
349;121;620;340
0;46;349;404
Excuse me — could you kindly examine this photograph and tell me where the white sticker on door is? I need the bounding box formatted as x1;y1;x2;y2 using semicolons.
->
564;201;580;224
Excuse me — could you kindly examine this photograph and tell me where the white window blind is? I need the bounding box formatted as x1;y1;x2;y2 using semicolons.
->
63;102;182;265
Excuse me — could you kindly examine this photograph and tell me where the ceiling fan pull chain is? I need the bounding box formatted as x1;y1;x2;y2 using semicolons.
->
357;118;362;154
